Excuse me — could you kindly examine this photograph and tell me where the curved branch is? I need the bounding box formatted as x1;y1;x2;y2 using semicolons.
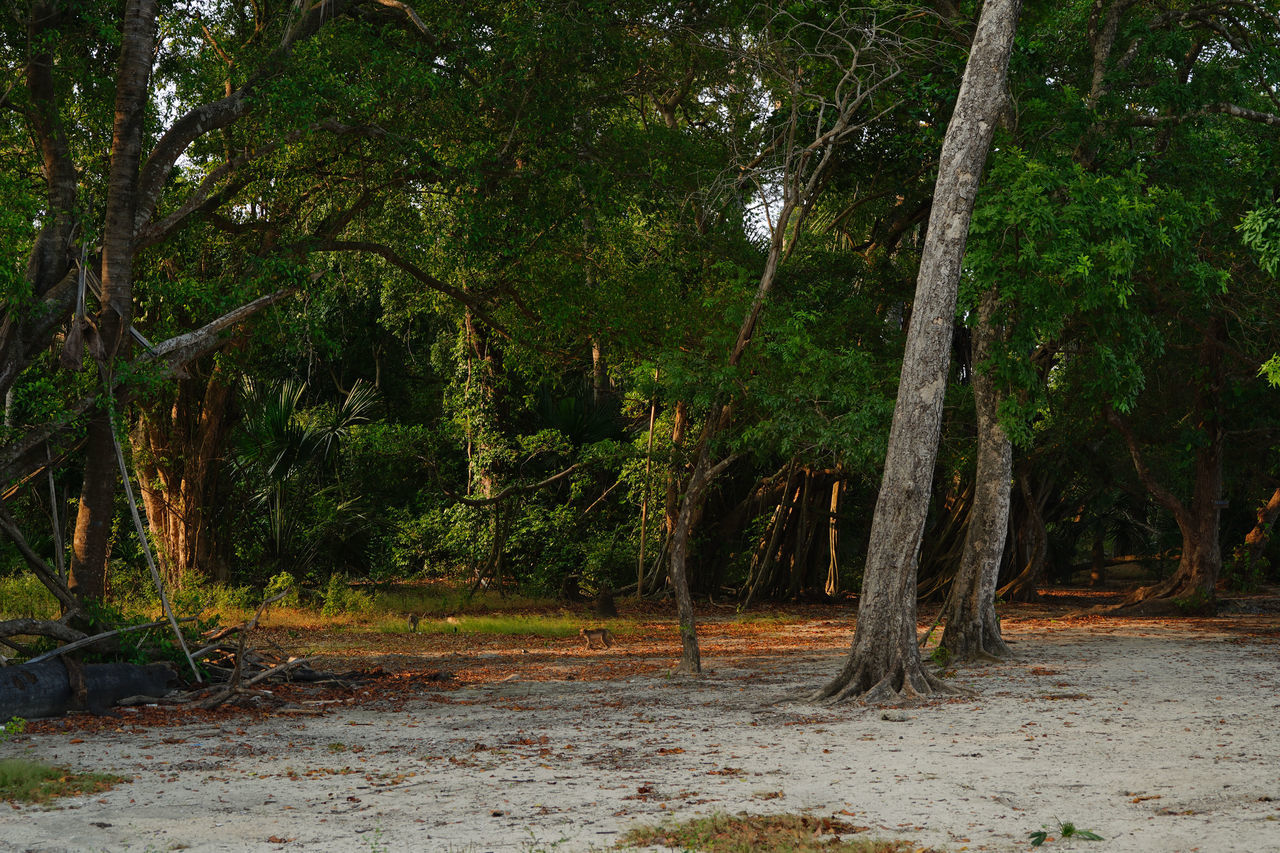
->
0;618;84;643
315;239;512;339
134;0;359;231
136;120;389;247
1104;406;1193;530
439;463;580;507
0;504;79;613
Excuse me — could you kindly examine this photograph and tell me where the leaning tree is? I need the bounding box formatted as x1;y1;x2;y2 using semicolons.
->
816;0;1022;703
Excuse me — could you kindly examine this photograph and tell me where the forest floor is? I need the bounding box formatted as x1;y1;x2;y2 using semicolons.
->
4;590;1280;852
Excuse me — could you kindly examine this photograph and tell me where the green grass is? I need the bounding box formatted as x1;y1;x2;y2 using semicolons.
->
386;612;627;638
0;573;58;621
372;586;551;619
0;758;128;804
620;813;940;852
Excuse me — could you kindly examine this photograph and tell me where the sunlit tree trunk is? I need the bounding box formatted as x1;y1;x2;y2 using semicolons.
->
69;0;159;602
817;0;1021;703
133;358;238;587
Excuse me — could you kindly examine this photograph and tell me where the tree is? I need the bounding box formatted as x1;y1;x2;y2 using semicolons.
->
660;4;923;673
0;0;435;605
939;289;1012;660
816;0;1022;703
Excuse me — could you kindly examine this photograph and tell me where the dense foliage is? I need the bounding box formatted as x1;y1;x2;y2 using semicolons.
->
0;0;1277;615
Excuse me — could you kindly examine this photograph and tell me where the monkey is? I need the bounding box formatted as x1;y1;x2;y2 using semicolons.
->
580;627;614;649
408;613;420;632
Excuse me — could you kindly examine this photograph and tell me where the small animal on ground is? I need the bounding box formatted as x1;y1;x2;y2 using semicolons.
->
408;613;420;632
580;627;614;649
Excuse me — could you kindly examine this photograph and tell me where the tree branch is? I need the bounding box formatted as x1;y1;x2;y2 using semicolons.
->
315;239;513;339
136;120;390;248
0;503;79;613
439;464;580;507
1104;406;1193;530
0;618;84;643
148;289;293;369
133;0;360;232
1126;102;1280;127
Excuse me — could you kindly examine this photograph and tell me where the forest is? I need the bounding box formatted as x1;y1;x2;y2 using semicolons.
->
1;0;1279;706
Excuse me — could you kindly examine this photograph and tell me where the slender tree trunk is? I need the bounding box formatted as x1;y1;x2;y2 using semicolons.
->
663;400;689;539
637;380;659;597
68;0;159;603
668;443;711;673
941;290;1012;661
825;481;841;597
591;339;608;406
1089;530;1107;587
817;0;1021;703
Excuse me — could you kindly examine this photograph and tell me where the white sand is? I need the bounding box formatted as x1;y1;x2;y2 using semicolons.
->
3;619;1279;852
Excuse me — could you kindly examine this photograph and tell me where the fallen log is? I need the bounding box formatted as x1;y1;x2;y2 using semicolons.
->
0;659;176;721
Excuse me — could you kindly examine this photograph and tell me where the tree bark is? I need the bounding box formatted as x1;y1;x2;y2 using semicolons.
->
817;0;1021;703
133;355;239;588
940;290;1012;661
68;0;159;602
825;480;841;597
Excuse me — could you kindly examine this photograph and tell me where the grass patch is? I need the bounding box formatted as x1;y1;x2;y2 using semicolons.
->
0;573;58;621
0;758;128;804
390;612;625;638
730;612;804;626
373;585;552;619
620;813;940;852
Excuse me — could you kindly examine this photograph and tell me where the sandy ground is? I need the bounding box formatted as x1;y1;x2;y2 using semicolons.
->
3;616;1280;853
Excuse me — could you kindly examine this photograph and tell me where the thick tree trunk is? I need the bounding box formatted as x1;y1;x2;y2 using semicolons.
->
133;358;238;588
817;0;1021;703
67;0;159;604
941;290;1012;661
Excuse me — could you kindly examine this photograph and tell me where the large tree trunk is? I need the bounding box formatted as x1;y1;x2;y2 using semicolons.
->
133;357;239;588
941;290;1012;661
0;3;79;400
68;0;159;602
816;0;1021;703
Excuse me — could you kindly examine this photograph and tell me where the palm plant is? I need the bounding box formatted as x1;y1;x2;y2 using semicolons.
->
232;378;378;578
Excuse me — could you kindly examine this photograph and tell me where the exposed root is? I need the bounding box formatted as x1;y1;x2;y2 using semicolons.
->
1094;574;1216;616
813;654;964;705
